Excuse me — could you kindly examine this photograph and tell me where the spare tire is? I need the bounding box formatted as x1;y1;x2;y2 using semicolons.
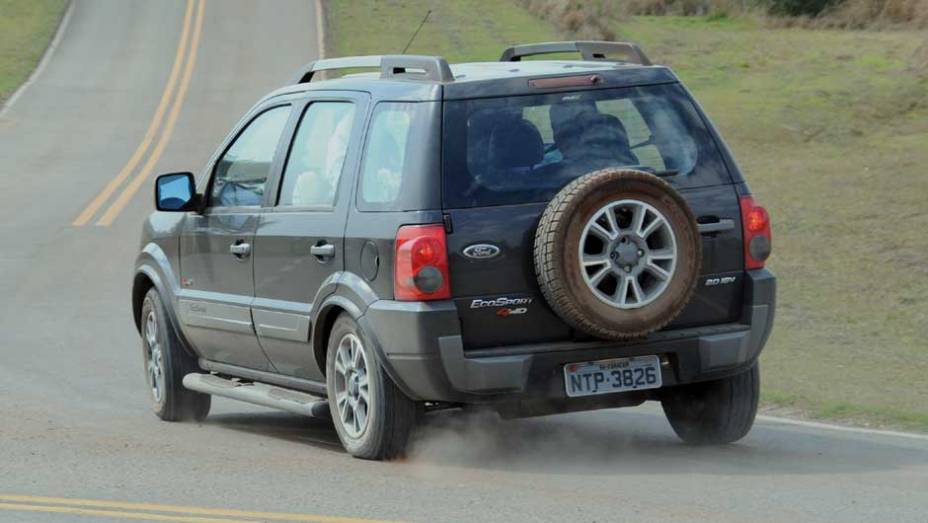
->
534;169;701;340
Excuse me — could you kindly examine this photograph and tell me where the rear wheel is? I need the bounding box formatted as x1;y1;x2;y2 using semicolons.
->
661;363;759;445
326;313;417;460
140;288;210;422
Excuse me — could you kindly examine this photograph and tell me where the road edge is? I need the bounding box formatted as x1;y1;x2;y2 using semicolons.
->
0;0;74;118
757;414;928;442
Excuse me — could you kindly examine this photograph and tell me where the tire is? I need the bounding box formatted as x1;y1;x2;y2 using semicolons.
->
140;288;211;422
534;168;701;339
325;313;417;460
661;363;760;445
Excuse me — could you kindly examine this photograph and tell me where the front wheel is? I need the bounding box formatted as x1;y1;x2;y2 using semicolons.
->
661;363;759;445
140;288;210;422
326;313;417;460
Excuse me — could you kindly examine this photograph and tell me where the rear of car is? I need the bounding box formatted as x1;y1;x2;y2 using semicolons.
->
442;77;749;347
371;61;775;419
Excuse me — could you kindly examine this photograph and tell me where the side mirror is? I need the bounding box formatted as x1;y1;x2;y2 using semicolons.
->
155;172;200;212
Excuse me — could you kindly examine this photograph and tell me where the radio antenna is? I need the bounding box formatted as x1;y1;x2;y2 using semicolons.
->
401;10;432;54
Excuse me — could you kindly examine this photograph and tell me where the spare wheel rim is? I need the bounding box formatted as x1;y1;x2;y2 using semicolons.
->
578;199;678;310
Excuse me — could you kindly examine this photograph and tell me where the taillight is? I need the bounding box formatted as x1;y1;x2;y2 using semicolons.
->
394;224;451;301
739;195;771;270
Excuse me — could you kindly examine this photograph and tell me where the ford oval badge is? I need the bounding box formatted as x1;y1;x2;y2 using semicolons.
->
463;243;501;260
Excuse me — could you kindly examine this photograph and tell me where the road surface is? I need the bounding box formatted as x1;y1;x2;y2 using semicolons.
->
0;1;926;522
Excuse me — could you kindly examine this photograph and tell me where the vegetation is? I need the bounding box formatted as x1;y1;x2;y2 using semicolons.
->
331;2;928;432
516;0;928;28
0;0;67;105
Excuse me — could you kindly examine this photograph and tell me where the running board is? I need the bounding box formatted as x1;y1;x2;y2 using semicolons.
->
182;373;330;420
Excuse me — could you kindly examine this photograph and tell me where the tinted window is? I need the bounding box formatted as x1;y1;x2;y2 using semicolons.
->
278;102;356;207
211;105;290;207
359;103;415;207
442;84;729;208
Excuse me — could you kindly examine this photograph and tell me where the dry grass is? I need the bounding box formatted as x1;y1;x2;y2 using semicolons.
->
516;0;618;40
823;0;928;27
621;0;928;27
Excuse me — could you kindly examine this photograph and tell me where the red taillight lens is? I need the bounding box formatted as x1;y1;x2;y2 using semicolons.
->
394;224;451;301
739;195;772;270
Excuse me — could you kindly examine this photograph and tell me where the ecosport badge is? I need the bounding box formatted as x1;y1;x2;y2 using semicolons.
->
462;243;501;260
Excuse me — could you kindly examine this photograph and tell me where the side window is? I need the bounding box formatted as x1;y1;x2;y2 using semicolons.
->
278;102;356;207
210;105;291;207
359;103;414;206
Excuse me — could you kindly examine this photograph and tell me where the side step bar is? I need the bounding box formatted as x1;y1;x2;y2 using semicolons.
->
183;373;330;420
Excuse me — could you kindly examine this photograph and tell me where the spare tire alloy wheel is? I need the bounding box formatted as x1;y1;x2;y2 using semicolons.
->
581;199;677;309
535;169;701;339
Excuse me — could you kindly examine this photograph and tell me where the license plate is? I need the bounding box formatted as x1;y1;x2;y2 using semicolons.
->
563;355;662;397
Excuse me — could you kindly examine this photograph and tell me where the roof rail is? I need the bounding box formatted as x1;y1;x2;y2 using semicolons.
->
292;55;454;84
499;41;652;66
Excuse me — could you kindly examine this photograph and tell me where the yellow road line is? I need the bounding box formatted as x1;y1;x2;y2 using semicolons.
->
72;0;195;227
0;495;406;523
0;502;257;523
96;0;206;227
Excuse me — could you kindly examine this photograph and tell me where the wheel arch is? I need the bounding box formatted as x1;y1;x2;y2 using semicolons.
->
133;243;196;357
309;271;380;379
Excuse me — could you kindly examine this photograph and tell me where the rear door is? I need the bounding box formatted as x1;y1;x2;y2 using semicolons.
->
441;83;744;350
251;92;367;380
178;103;293;370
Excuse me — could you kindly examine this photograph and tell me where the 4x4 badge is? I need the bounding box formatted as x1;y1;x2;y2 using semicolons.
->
463;243;500;260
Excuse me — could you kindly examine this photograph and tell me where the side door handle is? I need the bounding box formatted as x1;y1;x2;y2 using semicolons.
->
229;241;251;258
310;241;335;261
697;218;735;235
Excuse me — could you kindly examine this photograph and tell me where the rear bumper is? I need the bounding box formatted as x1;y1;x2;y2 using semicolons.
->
361;269;776;409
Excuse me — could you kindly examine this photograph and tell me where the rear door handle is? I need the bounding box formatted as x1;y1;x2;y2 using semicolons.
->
697;218;735;234
229;241;251;258
310;242;335;260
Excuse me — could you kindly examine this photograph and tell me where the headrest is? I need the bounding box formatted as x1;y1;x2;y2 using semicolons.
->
550;100;598;136
488;118;544;169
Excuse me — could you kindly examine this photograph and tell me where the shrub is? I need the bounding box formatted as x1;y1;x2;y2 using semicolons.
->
768;0;841;16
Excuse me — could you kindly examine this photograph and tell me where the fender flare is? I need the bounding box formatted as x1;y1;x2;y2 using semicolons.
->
132;243;198;358
309;272;421;400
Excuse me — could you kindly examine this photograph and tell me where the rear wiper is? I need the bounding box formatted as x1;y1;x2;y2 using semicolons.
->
652;169;679;178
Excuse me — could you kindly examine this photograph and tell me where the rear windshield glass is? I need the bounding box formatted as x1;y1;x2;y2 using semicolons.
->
442;83;730;208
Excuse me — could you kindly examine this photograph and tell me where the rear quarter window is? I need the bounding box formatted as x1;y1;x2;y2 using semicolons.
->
357;101;441;212
442;83;731;209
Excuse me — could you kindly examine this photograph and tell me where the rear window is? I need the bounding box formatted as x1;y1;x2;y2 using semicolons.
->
442;83;730;208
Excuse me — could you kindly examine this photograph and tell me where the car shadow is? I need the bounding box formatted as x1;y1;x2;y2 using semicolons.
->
205;411;345;454
405;407;928;477
201;405;926;477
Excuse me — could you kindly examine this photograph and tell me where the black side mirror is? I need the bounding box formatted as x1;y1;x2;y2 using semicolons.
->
155;172;201;212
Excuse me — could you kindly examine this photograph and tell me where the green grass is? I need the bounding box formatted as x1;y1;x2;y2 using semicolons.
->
326;2;928;432
0;0;67;104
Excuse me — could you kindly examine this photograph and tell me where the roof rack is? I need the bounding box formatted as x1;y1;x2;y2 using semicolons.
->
499;41;652;66
292;55;454;84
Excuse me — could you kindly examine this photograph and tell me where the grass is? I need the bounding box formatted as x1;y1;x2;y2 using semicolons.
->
327;2;928;432
0;0;67;105
326;0;560;62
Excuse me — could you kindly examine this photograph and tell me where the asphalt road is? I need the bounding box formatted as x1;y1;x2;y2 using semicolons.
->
1;1;926;522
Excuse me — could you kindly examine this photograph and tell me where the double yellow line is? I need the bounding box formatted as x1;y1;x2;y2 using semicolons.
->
73;0;205;227
0;494;405;523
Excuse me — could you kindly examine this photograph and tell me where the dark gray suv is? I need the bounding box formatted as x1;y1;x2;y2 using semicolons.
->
133;41;776;460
